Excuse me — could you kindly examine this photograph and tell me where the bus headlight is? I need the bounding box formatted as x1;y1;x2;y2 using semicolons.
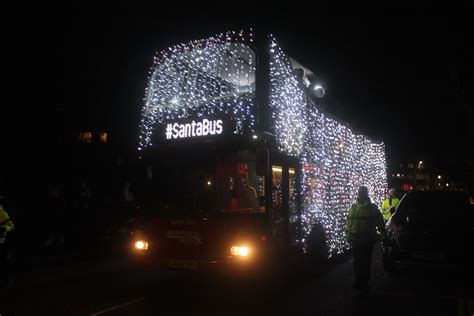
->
230;246;249;257
135;240;149;250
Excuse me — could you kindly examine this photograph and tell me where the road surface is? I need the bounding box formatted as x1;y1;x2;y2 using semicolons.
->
1;245;472;316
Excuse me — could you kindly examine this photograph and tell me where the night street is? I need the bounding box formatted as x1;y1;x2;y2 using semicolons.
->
5;6;474;316
1;246;472;316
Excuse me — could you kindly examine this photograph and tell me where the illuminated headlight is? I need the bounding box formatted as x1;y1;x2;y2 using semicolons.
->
135;240;149;250
230;246;249;257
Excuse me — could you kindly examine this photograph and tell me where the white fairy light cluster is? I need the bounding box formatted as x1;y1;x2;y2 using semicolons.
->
138;31;387;256
138;30;257;150
269;36;388;255
269;40;307;156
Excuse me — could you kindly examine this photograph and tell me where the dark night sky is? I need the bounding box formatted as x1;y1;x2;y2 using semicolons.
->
6;7;474;179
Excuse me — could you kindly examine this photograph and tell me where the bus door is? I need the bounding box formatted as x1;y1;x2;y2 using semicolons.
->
287;166;300;244
271;164;284;243
271;163;301;244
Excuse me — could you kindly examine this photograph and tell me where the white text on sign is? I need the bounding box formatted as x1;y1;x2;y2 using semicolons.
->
166;119;223;139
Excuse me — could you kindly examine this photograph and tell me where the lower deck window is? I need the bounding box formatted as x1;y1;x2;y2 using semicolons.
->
218;154;265;213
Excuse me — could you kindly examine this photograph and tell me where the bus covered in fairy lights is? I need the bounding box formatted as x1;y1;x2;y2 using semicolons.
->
133;30;387;272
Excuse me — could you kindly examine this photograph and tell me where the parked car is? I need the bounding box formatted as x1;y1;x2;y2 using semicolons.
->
382;190;473;271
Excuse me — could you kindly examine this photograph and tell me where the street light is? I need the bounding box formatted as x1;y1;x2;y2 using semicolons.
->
312;84;325;98
292;62;325;98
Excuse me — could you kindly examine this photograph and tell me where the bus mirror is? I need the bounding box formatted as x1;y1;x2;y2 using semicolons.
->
256;149;270;176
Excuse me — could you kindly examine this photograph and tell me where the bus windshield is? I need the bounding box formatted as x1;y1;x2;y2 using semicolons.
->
143;149;265;216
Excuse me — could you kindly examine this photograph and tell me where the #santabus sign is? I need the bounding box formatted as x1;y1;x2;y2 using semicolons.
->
165;118;224;140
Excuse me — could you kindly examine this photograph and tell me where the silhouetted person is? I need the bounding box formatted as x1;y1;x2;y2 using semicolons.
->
120;181;134;204
77;180;92;209
44;185;66;247
345;186;385;291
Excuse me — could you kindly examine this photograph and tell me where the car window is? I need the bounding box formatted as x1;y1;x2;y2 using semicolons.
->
397;191;470;221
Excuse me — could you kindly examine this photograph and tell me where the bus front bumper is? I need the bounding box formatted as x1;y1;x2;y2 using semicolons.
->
132;251;268;277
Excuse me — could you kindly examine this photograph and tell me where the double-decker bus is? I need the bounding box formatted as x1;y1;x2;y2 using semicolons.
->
132;30;387;274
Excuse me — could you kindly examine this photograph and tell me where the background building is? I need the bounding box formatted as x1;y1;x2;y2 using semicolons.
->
390;160;464;193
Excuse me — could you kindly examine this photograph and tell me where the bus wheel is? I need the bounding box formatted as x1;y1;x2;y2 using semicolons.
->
382;255;396;273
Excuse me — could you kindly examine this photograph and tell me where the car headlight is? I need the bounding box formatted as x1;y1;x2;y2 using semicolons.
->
230;246;249;257
134;240;149;250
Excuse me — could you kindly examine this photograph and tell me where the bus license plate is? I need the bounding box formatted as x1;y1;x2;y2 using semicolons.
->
169;259;198;270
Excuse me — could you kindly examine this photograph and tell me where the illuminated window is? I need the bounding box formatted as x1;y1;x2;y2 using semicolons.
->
289;167;298;242
272;165;283;211
100;132;108;143
272;165;284;240
79;132;92;143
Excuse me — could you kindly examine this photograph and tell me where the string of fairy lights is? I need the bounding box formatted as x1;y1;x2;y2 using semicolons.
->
269;35;387;255
138;30;257;150
138;31;388;256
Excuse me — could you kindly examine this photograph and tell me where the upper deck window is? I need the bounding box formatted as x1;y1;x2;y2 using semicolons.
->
139;31;256;149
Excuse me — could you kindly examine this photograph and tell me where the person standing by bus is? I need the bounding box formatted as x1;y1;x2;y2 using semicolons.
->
345;186;385;291
381;188;400;222
0;195;14;246
0;194;15;287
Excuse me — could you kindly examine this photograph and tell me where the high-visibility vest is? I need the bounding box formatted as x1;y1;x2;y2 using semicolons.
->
0;207;14;244
345;200;385;243
381;197;400;221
